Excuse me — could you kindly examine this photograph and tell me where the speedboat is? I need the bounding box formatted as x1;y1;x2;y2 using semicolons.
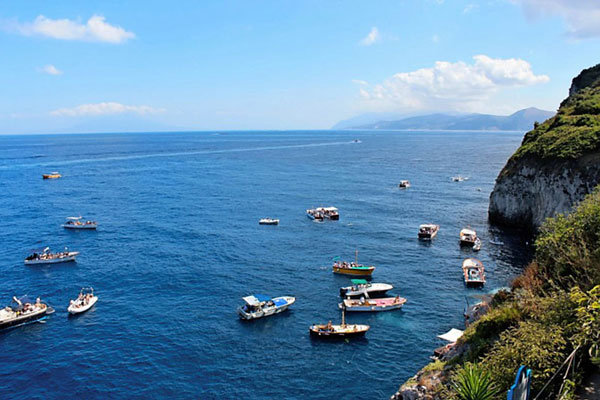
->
340;279;393;298
42;172;61;179
62;216;97;230
473;237;482;251
460;228;477;247
462;258;486;287
352;139;362;144
418;224;439;240
0;296;51;330
309;307;369;339
259;218;279;225
398;180;411;188
340;295;406;312
67;288;98;315
24;247;79;265
237;294;295;320
451;176;468;182
307;207;339;221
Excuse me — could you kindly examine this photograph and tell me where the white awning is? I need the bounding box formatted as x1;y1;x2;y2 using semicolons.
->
242;296;259;306
438;328;464;343
460;228;476;236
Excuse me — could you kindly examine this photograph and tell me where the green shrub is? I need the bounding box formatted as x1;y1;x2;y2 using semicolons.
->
450;363;499;400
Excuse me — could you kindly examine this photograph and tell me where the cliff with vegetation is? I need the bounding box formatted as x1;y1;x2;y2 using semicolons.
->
489;64;600;231
392;188;600;399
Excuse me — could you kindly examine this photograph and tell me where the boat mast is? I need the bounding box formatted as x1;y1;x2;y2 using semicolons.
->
355;249;358;264
341;304;346;327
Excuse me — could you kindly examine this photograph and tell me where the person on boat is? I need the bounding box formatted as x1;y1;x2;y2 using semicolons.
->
395;295;400;304
326;321;332;331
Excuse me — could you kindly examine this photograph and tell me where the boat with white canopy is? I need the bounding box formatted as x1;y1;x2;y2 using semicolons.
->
67;287;98;315
418;224;439;240
62;216;97;230
462;258;486;287
237;294;295;320
460;228;477;247
339;279;393;298
24;247;79;265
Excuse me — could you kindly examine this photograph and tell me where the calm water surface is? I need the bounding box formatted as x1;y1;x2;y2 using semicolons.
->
0;130;530;399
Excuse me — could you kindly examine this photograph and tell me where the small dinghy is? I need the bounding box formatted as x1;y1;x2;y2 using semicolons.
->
340;279;393;298
67;287;98;315
24;247;79;265
62;216;97;230
473;237;482;251
340;295;406;312
42;172;61;179
237;294;295;320
309;306;369;339
259;218;279;225
0;296;51;330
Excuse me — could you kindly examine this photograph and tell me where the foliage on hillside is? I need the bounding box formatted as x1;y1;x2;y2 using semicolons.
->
510;64;600;160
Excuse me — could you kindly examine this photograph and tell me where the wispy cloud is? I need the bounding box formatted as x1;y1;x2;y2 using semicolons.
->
463;4;478;14
359;27;380;46
7;15;135;43
50;102;164;117
357;55;549;112
511;0;600;38
39;64;62;75
352;79;368;85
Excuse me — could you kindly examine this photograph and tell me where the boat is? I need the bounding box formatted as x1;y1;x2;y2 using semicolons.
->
460;228;477;247
451;175;468;182
259;218;279;225
307;207;339;221
24;247;79;265
67;287;98;315
42;172;61;179
398;180;411;188
462;258;486;287
473;237;482;251
418;224;440;240
340;295;406;312
352;139;362;144
0;296;51;330
237;294;295;320
332;251;375;277
309;306;369;339
62;216;97;230
340;279;393;298
489;239;505;246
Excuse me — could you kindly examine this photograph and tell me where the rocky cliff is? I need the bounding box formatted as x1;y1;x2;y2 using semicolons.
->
489;64;600;231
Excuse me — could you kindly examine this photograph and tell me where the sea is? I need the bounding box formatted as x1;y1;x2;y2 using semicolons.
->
0;130;531;399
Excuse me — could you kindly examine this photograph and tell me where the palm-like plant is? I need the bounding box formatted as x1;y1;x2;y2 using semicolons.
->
452;363;500;400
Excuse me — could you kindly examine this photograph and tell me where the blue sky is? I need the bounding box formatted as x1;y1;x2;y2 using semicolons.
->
1;0;599;133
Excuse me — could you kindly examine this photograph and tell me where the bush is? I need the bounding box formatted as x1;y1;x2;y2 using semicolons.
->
450;363;499;400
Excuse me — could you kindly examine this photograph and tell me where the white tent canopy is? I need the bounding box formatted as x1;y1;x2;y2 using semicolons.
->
438;328;464;343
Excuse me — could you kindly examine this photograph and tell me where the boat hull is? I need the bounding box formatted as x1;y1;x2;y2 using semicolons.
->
464;280;485;288
309;325;369;339
418;232;437;240
63;224;97;230
259;220;279;225
237;296;295;320
68;296;98;314
460;240;476;247
0;308;48;330
340;288;390;298
24;253;79;265
341;303;405;312
332;266;374;276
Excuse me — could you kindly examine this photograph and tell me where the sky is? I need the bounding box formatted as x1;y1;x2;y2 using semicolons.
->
1;0;600;133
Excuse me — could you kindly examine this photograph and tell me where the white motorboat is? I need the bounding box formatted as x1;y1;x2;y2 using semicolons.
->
418;224;440;240
340;279;393;298
463;258;486;287
62;216;97;230
460;228;477;247
67;287;98;315
237;294;295;320
259;218;279;225
398;180;411;188
0;296;51;330
24;247;79;265
451;176;469;182
306;207;339;221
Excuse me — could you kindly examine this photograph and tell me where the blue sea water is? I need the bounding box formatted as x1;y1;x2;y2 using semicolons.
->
0;130;531;399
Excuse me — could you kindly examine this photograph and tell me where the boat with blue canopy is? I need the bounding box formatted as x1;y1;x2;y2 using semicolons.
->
237;294;295;320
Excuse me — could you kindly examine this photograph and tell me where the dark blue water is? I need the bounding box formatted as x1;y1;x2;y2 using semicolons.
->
0;131;531;399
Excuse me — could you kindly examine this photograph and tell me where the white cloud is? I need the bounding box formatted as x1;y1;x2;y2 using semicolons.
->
50;102;164;117
359;27;380;46
512;0;600;38
12;15;134;43
39;64;62;75
463;4;478;14
358;55;549;112
352;79;368;85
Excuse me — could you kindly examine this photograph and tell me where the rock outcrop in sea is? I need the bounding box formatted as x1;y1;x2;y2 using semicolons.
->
489;64;600;231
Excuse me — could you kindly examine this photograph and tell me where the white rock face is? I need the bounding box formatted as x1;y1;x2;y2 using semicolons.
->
489;153;600;231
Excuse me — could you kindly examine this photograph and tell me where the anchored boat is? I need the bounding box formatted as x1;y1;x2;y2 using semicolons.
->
306;207;339;221
309;306;369;339
462;258;486;287
340;279;393;298
398;180;411;188
460;228;477;247
332;251;375;277
473;237;482;251
24;247;79;265
259;218;279;225
0;296;52;330
418;224;440;240
237;294;295;320
340;295;406;312
68;287;98;315
62;216;97;230
42;172;61;179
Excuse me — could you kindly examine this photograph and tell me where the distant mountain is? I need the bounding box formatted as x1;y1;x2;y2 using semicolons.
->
331;112;408;130
340;107;555;131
